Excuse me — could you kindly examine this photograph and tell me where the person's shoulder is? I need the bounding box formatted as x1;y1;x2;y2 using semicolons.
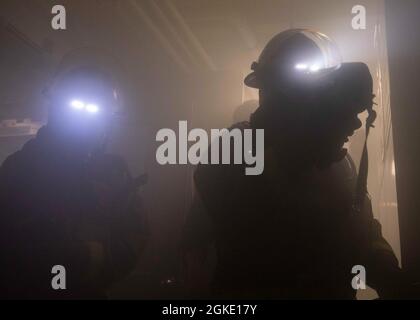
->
229;121;252;131
1;150;21;172
0;138;38;177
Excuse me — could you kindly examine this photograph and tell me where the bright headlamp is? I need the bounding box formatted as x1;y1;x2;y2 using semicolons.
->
70;99;100;114
295;62;322;73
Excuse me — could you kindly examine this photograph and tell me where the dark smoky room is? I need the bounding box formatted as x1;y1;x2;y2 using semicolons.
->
0;0;420;303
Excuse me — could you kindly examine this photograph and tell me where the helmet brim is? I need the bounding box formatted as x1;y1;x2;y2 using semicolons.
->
244;65;340;89
244;71;259;88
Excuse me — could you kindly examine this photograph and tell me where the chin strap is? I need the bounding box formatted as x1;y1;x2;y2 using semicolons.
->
353;106;377;215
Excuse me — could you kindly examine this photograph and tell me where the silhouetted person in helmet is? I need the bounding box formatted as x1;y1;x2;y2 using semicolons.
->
183;29;407;299
0;66;147;299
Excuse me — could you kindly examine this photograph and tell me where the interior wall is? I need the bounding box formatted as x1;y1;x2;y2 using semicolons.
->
385;0;420;280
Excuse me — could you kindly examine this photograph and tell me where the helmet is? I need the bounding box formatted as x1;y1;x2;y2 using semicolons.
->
245;29;374;112
244;29;342;90
48;65;120;117
247;29;376;177
44;48;125;152
46;47;123;118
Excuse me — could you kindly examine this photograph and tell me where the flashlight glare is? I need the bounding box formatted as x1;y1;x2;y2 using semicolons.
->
70;100;85;110
310;64;320;72
86;104;99;113
295;63;321;73
295;63;308;70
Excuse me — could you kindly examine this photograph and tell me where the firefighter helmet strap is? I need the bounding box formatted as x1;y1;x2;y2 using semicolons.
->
354;108;377;213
